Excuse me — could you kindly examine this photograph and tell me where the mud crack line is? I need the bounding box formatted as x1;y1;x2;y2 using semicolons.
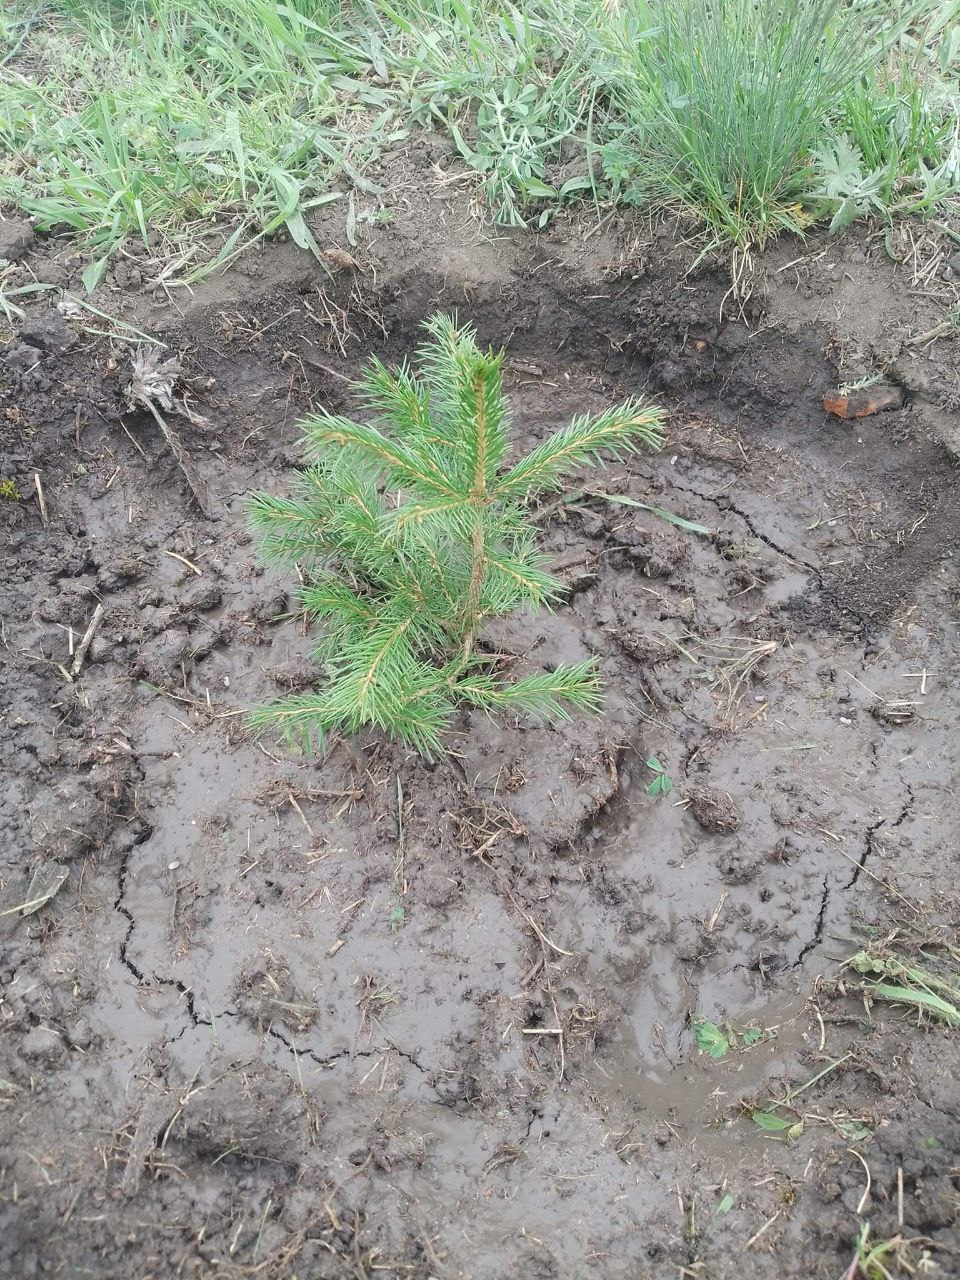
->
794;875;830;967
114;836;207;1028
266;1024;429;1074
844;816;887;891
669;476;823;577
844;787;914;892
154;976;206;1026
114;851;145;983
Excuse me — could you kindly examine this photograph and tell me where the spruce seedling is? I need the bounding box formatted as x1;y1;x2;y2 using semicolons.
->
248;314;663;756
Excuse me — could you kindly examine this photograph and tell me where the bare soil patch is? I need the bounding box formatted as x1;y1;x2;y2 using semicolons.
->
2;202;960;1279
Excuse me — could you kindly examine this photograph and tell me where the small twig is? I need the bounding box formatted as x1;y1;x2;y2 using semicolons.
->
786;1052;853;1102
144;399;212;517
745;1210;781;1249
69;603;106;679
162;549;203;576
287;794;315;840
34;473;48;527
0;894;57;918
479;853;570;1080
849;1147;871;1215
831;845;918;913
394;776;407;900
907;319;956;347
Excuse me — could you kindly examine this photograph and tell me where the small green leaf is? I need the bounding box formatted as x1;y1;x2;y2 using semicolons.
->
587;491;711;534
388;902;405;932
751;1110;793;1132
521;178;557;200
715;1193;735;1216
559;175;594;198
867;981;960;1027
786;1120;805;1140
81;254;111;294
741;1028;762;1047
837;1120;872;1141
694;1019;729;1059
646;756;662;771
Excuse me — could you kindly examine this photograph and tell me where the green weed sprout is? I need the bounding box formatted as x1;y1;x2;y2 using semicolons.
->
248;314;663;757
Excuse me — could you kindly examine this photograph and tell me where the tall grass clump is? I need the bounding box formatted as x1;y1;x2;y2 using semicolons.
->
598;0;862;248
247;314;664;757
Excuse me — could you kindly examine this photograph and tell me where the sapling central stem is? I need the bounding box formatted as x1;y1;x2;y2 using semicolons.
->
462;519;486;658
462;370;491;656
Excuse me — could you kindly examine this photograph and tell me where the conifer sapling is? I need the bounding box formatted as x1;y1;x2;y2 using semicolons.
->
248;314;664;756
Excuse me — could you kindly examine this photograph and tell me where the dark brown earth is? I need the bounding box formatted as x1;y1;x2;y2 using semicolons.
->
2;184;960;1280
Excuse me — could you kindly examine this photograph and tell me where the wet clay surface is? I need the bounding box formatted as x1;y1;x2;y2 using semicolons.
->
2;210;960;1279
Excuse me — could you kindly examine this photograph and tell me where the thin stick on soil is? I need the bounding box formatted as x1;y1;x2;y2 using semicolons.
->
162;548;203;576
144;399;212;517
907;319;957;347
392;776;407;924
69;602;106;679
745;1210;781;1250
33;473;48;527
479;852;570;1079
287;794;315;841
0;894;60;918
783;1052;853;1104
849;1147;872;1214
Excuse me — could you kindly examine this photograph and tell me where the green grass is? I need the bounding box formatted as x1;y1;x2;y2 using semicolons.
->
365;0;604;226
848;947;960;1026
0;0;386;286
1;0;959;286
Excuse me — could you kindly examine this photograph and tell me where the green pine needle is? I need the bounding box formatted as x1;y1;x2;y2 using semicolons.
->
456;660;603;719
247;313;663;757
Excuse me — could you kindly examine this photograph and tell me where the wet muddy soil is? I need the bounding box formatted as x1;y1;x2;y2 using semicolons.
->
2;204;960;1279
